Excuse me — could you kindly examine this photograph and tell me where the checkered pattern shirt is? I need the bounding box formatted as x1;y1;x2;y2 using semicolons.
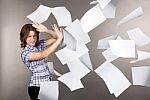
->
21;40;51;87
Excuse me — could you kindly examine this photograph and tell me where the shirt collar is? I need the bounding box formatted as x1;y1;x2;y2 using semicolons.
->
26;44;35;50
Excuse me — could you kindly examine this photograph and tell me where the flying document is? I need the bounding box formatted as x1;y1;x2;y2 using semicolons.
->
95;62;131;97
67;59;91;79
101;0;117;18
27;5;52;23
60;29;77;50
90;0;111;9
27;5;72;26
65;19;91;48
117;6;143;25
81;5;106;33
109;40;136;58
102;48;119;62
132;67;150;87
116;35;123;40
47;62;61;76
52;7;72;26
127;27;150;47
55;46;88;64
58;72;84;91
90;0;117;18
38;81;59;100
79;52;93;71
97;34;118;49
130;50;150;63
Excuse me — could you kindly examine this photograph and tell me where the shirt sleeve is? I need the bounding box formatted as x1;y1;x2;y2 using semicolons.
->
38;39;47;51
21;50;32;63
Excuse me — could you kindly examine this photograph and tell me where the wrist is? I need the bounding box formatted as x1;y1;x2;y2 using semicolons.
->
45;29;51;33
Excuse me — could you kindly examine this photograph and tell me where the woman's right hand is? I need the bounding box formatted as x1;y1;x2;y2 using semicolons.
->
32;22;48;33
52;24;63;40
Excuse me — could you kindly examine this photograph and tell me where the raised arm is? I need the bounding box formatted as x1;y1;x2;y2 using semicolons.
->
28;24;63;61
32;23;58;46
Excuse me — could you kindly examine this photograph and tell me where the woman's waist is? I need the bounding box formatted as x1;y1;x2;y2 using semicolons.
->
32;71;50;76
28;64;49;73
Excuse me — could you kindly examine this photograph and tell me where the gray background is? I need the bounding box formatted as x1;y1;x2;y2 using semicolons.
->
1;0;150;100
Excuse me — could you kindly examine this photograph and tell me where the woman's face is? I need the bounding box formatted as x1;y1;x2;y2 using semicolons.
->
26;31;37;46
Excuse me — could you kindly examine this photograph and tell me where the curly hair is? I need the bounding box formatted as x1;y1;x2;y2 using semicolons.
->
20;24;39;48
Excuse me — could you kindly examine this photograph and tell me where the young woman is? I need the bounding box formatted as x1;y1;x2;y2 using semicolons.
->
20;23;63;100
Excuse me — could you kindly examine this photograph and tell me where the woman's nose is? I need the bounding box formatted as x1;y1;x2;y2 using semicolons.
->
31;37;34;40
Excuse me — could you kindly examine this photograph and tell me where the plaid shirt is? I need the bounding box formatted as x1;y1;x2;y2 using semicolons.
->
21;40;51;87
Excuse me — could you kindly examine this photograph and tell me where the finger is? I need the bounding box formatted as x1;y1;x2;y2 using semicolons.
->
36;29;40;32
32;22;36;26
32;23;38;27
59;28;62;32
51;24;55;31
54;24;60;31
51;24;54;28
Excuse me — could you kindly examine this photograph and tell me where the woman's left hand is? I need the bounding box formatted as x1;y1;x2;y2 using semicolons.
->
32;22;48;33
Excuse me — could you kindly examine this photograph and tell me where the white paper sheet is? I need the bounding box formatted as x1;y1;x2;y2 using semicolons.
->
27;5;72;26
67;59;91;79
81;5;106;33
57;72;84;91
27;5;52;23
47;62;55;75
89;0;98;5
52;7;72;26
102;48;119;62
117;6;143;25
116;35;123;40
97;34;118;49
47;62;61;76
55;46;88;64
79;52;93;71
132;67;150;87
38;81;59;100
94;62;131;97
130;50;150;63
100;0;116;18
97;0;112;9
60;29;77;50
109;40;136;58
127;27;150;47
65;19;91;48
